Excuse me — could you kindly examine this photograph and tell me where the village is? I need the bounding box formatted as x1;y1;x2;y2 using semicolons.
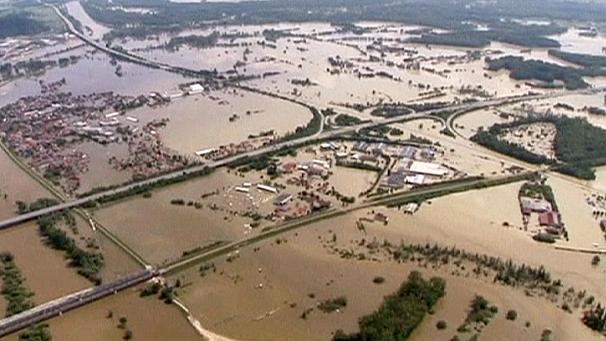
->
0;82;208;193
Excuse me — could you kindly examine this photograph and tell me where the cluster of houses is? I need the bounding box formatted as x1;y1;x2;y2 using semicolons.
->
520;196;562;234
0;88;182;193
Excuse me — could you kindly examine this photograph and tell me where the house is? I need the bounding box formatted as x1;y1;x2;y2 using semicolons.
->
404;203;419;214
539;211;561;232
257;184;278;193
374;212;389;224
384;171;407;189
307;164;329;177
189;83;204;94
353;141;369;152
520;197;552;215
274;193;293;206
279;161;298;174
400;146;417;159
405;174;425;185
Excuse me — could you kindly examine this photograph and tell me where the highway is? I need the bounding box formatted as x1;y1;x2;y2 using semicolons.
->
48;4;211;79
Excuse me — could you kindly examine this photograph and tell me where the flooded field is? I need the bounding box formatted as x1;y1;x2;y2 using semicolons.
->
129;88;313;155
0;49;189;107
92;169;263;265
548;175;606;249
0;222;91;306
0;149;51;220
4;286;200;341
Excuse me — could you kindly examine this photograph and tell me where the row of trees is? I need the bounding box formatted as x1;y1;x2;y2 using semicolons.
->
0;253;51;340
548;50;606;68
38;214;105;284
0;252;35;317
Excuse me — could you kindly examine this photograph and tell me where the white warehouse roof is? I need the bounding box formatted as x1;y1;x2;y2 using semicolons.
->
409;161;447;176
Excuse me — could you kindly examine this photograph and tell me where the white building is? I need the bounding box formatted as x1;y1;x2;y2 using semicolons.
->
409;161;447;177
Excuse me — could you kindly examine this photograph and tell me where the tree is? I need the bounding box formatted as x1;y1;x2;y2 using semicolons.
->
592;255;600;266
506;310;518;321
436;320;448;330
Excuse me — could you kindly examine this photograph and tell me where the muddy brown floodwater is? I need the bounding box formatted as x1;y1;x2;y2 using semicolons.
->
0;222;91;309
0;150;51;220
168;181;605;340
4;285;200;341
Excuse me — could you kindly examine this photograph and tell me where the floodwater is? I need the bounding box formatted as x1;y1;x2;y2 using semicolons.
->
552;28;606;56
330;166;376;198
0;148;51;220
170;181;605;340
548;175;606;249
64;1;111;40
0;49;189;107
92;169;263;265
65;213;143;281
0;222;91;307
4;286;200;341
127;88;312;155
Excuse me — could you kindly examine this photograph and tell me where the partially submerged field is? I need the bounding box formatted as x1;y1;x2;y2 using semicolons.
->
92;169;266;265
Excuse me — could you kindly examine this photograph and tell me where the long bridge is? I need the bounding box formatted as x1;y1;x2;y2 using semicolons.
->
0;269;158;337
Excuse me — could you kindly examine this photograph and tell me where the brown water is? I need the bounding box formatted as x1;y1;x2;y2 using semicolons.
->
4;285;200;341
170;181;605;340
0;222;91;306
127;88;312;155
92;169;263;265
64;1;111;40
0;149;51;220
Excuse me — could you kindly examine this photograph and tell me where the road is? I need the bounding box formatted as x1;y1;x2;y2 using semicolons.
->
48;4;210;79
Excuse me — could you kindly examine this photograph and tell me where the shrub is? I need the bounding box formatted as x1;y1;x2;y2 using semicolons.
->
372;276;385;284
436;320;448;330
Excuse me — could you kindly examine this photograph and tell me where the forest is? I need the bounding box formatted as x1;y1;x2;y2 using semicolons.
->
0;12;47;38
485;56;590;90
472;115;606;180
